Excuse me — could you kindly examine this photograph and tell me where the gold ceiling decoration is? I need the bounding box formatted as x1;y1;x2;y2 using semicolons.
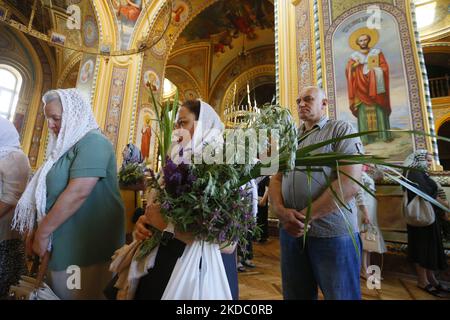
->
0;0;173;57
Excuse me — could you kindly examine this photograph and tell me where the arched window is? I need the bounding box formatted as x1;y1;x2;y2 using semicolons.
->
0;65;22;121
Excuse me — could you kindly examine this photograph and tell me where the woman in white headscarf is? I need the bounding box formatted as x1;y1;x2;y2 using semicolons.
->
0;117;30;298
403;149;449;297
356;165;386;280
129;99;239;300
13;89;125;300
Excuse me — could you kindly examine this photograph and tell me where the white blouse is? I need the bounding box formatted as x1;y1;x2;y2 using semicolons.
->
0;150;30;242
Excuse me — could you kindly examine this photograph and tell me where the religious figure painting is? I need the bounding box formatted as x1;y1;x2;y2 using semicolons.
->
136;108;157;166
332;10;413;161
82;15;98;48
178;0;274;55
76;55;97;103
346;28;392;145
79;59;94;84
143;69;160;92
111;0;144;50
171;0;190;26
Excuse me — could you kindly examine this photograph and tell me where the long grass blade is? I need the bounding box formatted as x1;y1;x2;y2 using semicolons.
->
385;172;450;212
303;167;313;247
338;169;376;199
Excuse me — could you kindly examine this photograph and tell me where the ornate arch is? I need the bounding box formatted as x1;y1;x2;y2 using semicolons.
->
436;114;450;132
219;65;276;116
433;98;450;132
0;26;43;147
209;45;275;113
91;1;118;50
165;65;202;100
57;53;83;88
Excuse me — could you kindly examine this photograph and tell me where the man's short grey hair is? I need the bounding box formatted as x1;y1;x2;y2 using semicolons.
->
42;90;61;105
302;86;327;99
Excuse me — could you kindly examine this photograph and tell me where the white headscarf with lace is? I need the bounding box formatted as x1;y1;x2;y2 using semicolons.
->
13;88;99;233
403;149;429;171
0;116;20;161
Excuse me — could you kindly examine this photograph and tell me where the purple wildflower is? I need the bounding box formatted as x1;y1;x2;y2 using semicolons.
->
219;230;226;243
161;202;172;211
187;173;197;183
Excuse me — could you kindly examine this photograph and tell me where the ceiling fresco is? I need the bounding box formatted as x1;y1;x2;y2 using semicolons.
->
175;0;274;55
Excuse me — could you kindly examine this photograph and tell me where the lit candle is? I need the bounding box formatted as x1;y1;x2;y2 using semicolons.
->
247;82;251;109
232;82;237;108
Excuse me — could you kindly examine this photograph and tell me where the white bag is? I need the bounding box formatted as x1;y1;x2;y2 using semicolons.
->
361;223;384;253
402;191;435;227
8;252;60;300
9;275;60;300
161;241;232;300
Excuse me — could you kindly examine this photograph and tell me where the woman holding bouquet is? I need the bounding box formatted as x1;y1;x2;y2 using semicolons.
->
132;99;239;300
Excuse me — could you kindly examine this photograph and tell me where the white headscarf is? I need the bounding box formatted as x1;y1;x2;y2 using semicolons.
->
0;116;20;161
13;88;99;233
172;100;224;163
403;149;429;171
190;101;224;154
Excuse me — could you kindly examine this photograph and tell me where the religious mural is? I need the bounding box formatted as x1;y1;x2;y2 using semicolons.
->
295;0;315;89
82;15;99;48
143;68;161;92
325;2;428;162
171;0;191;26
111;0;145;50
177;0;274;55
333;11;412;160
76;54;97;103
136;107;158;167
104;67;128;149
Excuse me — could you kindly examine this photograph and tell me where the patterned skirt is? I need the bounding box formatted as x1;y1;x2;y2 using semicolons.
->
0;239;27;299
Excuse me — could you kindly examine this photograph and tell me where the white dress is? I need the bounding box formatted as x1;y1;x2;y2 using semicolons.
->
356;172;386;253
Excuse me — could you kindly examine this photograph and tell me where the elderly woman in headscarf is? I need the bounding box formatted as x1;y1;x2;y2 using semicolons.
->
0;117;30;299
13;89;125;300
403;149;449;298
130;99;239;300
356;165;386;279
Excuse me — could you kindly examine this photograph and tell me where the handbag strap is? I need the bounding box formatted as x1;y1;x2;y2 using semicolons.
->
34;251;51;289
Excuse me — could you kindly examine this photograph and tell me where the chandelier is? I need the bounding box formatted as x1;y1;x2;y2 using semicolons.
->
223;36;259;128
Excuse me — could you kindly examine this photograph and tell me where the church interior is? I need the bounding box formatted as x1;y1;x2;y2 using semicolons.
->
0;0;450;301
